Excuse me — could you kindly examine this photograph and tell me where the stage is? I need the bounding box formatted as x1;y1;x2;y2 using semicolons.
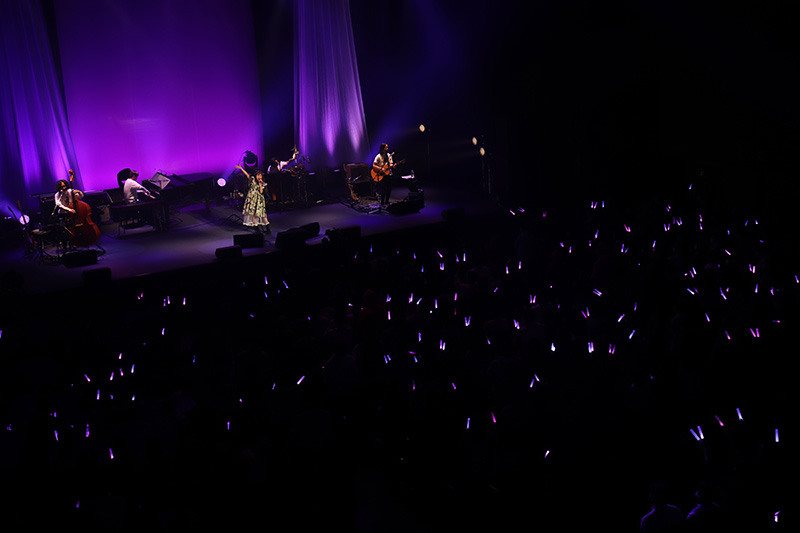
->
0;184;497;296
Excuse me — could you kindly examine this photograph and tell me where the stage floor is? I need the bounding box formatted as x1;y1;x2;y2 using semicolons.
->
1;185;497;295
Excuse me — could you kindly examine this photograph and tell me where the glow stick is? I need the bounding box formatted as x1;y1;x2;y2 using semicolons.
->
697;426;704;439
725;331;731;340
183;297;186;306
530;295;536;304
491;412;497;423
514;320;520;330
412;380;415;390
54;430;58;441
227;422;230;431
618;314;625;322
551;343;556;352
518;261;522;270
690;428;700;441
86;424;90;437
131;395;135;401
715;415;723;427
720;288;727;300
418;333;422;342
465;316;471;326
588;342;594;353
775;429;779;443
109;448;114;460
629;330;635;340
96;390;100;400
109;372;114;381
161;328;165;336
466;418;470;429
544;450;550;458
705;313;710;323
297;376;305;385
736;408;743;421
754;284;758;293
388;311;391;321
593;289;602;297
609;344;615;354
84;374;91;382
440;263;445;271
451;382;457;390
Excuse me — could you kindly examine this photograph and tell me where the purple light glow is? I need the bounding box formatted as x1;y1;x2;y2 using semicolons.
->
53;0;262;191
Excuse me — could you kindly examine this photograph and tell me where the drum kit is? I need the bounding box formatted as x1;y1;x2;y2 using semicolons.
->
267;152;312;206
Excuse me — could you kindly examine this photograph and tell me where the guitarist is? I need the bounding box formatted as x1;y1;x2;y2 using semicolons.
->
372;143;395;207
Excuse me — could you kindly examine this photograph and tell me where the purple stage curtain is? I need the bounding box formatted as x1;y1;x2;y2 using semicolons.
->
52;0;262;192
294;0;369;169
1;0;81;211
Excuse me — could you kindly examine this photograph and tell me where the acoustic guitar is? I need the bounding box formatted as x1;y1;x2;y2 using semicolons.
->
371;158;405;182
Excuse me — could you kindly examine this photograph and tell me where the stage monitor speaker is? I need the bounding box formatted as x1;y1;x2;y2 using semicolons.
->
215;245;242;260
387;198;422;215
62;250;98;268
233;233;265;248
275;227;307;250
298;221;320;240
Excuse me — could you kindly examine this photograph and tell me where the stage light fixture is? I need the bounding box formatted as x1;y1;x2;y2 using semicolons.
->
217;177;227;188
244;151;258;167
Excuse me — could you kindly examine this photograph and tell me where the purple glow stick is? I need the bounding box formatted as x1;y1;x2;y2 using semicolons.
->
720;288;727;300
76;501;80;508
466;418;470;429
487;337;491;345
551;343;556;352
531;294;536;304
588;342;594;353
412;380;415;390
736;408;743;421
465;316;471;326
96;390;100;400
440;263;445;271
518;261;522;270
705;313;711;323
297;376;305;385
451;382;457;390
418;332;422;342
775;429;779;443
388;311;392;321
54;430;58;441
544;450;550;458
629;330;635;340
161;328;165;336
514;320;520;330
609;344;616;354
687;288;696;295
227;421;230;431
84;374;91;382
505;266;509;275
131;395;135;401
715;415;723;427
690;429;700;441
725;331;731;340
109;372;114;381
109;448;114;460
491;412;497;423
593;289;602;297
183;297;186;306
618;314;625;322
697;426;704;439
86;424;90;437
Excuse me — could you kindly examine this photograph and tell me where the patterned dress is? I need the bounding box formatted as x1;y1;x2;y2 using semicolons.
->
242;177;269;227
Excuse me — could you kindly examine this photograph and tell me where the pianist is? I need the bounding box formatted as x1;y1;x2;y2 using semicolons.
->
119;169;156;204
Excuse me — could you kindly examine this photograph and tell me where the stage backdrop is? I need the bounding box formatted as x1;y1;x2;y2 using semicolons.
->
53;0;262;192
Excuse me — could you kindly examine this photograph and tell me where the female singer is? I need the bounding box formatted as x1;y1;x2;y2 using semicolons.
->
235;164;271;234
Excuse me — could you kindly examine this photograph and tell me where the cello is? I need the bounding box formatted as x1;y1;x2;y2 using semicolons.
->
66;169;101;247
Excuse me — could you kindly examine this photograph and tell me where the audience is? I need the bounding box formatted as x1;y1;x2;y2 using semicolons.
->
0;170;792;531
